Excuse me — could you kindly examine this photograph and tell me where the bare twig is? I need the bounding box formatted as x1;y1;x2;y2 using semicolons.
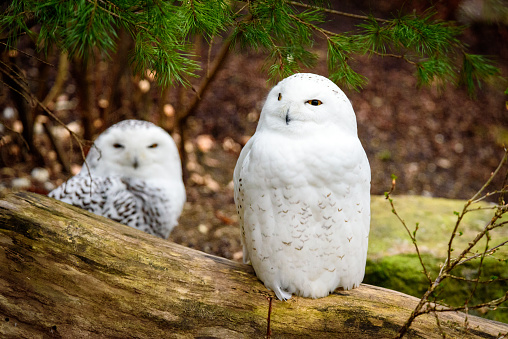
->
0;122;30;151
0;42;55;67
418;291;508;315
177;36;233;124
447;274;508;284
24;91;90;176
42;121;71;174
0;61;33;105
393;150;508;338
457;239;508;265
431;306;447;339
288;1;389;23
266;296;273;339
447;150;508;269
385;177;432;284
175;33;234;180
462;231;491;327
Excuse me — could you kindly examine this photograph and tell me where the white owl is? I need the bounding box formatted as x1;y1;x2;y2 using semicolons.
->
49;120;186;238
234;73;370;300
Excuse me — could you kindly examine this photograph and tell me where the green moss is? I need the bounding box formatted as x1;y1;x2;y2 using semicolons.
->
369;195;506;259
367;195;508;323
364;254;508;323
365;254;433;298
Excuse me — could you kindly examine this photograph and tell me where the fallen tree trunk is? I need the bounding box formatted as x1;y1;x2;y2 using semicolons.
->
0;191;506;338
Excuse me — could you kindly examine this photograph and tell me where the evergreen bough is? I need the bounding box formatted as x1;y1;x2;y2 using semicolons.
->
0;0;503;94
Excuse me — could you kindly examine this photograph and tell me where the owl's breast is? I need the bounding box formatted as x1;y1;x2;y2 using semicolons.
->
240;129;370;255
245;130;369;190
239;129;371;296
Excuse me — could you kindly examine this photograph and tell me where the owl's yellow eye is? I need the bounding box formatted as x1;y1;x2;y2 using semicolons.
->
306;99;322;106
148;143;158;148
278;93;282;101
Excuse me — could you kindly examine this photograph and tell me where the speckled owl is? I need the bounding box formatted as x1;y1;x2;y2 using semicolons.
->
49;120;185;238
234;73;371;300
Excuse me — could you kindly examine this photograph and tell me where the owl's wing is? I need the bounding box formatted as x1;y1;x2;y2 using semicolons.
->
49;175;175;238
115;178;177;238
48;174;108;215
233;135;256;264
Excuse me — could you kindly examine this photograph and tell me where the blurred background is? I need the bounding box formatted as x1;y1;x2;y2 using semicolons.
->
1;0;507;260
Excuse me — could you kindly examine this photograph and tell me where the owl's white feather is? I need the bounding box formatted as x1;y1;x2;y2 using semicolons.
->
49;120;186;238
234;73;370;300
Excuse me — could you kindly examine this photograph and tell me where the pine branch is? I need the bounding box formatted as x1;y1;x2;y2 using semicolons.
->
0;1;503;93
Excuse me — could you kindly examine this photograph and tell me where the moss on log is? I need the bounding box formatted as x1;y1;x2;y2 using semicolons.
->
0;191;506;338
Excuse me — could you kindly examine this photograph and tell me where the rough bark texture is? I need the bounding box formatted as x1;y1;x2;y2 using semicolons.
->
0;191;506;338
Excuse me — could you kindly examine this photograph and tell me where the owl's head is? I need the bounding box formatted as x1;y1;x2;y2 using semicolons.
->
257;73;358;135
83;120;182;180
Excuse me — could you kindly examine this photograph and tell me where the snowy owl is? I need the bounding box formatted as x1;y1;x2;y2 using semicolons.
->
234;73;371;300
49;120;186;238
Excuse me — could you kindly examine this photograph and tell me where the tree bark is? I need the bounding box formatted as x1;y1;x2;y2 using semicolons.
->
0;191;506;338
71;57;96;141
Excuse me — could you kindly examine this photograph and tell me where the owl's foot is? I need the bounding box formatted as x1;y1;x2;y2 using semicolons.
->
273;285;292;301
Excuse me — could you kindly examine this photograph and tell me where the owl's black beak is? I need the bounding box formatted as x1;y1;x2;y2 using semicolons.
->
285;109;290;125
133;157;139;169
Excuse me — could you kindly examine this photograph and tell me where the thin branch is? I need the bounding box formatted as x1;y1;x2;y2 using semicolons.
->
456;239;508;265
419;291;508;315
1;58;89;173
431;305;447;339
288;13;336;38
27;92;90;175
446;274;508;284
0;78;33;108
369;50;418;65
206;36;214;78
385;179;432;285
179;39;232;122
471;150;508;202
0;123;30;151
0;42;55;67
233;2;249;16
288;12;419;68
462;204;500;212
88;0;123;21
449;213;505;273
447;150;508;268
396;151;508;338
463;233;491;325
288;1;389;23
471;189;508;204
42;121;71;174
0;59;32;97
